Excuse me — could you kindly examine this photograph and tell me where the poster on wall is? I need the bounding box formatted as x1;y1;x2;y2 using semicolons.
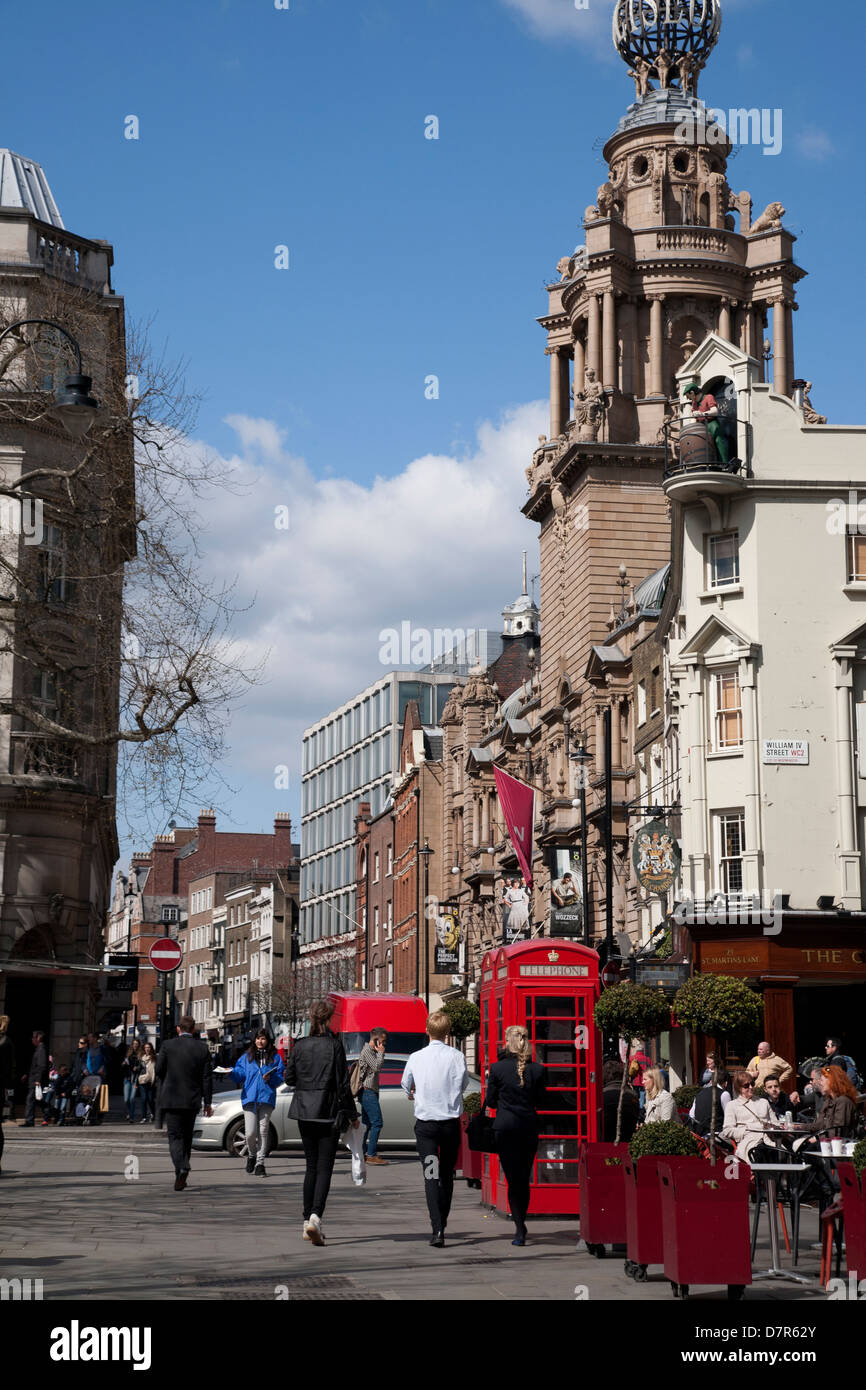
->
434;908;460;971
500;876;531;942
549;847;583;937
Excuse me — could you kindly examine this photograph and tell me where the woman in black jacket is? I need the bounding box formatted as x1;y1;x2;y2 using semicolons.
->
482;1024;546;1247
284;999;358;1246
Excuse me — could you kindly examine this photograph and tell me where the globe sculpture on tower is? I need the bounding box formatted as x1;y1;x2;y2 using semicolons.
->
613;0;722;98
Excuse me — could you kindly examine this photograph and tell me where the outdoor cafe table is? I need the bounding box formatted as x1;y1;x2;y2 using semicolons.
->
747;1125;820;1287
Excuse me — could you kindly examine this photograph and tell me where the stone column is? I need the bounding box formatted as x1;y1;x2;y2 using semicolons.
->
548;348;564;438
611;698;622;768
619;300;636;396
740;659;762;893
602;290;617;392
573;332;585;399
785;302;795;394
834;655;861;906
773;297;788;396
587;295;601;379
480;788;490;848
718;298;731;342
648;295;664;396
471;792;480;849
686;664;707;891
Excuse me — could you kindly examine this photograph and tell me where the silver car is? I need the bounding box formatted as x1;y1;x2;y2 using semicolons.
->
193;1057;481;1155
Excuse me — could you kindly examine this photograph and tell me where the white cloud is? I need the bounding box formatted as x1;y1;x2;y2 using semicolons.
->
497;0;610;47
797;127;835;161
187;402;546;808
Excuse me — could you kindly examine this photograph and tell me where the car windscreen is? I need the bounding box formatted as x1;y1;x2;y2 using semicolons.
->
342;1032;429;1059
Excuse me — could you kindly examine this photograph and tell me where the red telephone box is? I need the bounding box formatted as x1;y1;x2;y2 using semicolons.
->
479;939;602;1216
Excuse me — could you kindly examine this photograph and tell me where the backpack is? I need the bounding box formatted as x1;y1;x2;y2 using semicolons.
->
842;1057;863;1091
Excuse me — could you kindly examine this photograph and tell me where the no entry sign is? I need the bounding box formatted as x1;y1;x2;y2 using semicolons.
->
148;938;183;972
600;957;624;989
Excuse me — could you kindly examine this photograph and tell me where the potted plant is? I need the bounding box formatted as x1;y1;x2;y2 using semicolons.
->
672;972;763;1161
458;1089;484;1189
673;1083;699;1120
579;984;672;1257
836;1138;866;1279
593;982;672;1142
657;1148;753;1300
624;1122;700;1281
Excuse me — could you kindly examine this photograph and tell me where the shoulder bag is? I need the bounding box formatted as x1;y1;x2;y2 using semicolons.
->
467;1105;497;1153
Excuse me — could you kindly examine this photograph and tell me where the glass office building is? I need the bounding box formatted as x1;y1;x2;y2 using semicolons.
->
300;671;464;949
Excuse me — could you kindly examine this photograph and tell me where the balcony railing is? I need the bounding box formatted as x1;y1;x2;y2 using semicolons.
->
662;414;746;482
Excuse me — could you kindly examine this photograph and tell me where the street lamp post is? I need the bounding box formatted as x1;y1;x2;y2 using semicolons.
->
419;839;433;1008
0;319;99;437
566;721;593;948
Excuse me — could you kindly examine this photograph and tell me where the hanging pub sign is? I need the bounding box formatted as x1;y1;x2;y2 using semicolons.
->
434;907;460;972
633;819;681;896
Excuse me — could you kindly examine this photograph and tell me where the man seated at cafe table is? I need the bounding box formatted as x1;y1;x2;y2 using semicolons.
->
746;1041;793;1090
760;1076;800;1123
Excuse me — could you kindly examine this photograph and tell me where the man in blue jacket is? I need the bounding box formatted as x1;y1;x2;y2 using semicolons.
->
231;1029;285;1176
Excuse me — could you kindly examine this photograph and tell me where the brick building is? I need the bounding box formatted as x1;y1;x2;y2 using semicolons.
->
107;810;296;1044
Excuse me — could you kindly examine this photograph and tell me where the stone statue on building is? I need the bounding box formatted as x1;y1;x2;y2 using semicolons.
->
628;55;654;99
802;382;827;425
750;201;785;235
655;49;673;90
574;366;606;441
676;51;699;95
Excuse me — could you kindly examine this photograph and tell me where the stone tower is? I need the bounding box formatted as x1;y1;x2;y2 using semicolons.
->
0;150;134;1064
523;0;805;946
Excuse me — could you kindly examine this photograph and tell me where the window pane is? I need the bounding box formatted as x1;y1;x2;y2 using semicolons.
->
849;533;866;582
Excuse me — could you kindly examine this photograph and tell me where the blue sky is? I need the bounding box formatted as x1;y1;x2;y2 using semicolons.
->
2;0;862;858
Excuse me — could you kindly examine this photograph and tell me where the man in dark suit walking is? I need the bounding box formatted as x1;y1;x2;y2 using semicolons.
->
154;1016;213;1190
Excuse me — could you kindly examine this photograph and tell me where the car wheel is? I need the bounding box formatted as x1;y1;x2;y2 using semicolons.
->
225;1118;246;1157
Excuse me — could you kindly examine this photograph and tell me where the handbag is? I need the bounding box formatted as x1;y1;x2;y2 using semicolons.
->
467;1109;497;1153
98;1083;109;1112
34;1084;43;1102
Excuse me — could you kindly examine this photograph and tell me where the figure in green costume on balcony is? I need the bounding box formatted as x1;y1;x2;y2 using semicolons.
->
683;381;729;466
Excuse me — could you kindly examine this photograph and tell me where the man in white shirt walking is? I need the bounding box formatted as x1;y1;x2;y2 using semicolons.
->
401;1011;467;1247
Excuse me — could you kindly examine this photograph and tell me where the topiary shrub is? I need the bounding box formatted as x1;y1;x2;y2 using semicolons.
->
594;981;672;1142
673;972;764;1162
441;998;480;1041
462;1091;482;1117
853;1138;866;1180
673;1084;699;1110
629;1121;700;1162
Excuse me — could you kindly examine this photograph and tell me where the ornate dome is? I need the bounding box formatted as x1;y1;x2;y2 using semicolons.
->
612;0;722;73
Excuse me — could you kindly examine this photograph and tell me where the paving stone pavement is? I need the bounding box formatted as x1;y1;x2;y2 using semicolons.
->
0;1121;836;1302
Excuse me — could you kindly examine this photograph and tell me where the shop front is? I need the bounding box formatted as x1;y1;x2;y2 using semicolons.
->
687;916;866;1084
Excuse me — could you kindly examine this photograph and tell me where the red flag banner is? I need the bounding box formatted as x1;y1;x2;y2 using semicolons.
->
493;765;535;889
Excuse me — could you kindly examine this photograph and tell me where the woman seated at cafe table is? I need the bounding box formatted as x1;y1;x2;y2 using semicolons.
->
641;1067;679;1125
720;1071;777;1161
796;1067;860;1143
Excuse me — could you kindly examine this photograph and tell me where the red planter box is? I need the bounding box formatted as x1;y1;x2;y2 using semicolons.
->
837;1162;866;1280
624;1156;665;1269
457;1113;483;1186
578;1142;629;1248
658;1158;752;1290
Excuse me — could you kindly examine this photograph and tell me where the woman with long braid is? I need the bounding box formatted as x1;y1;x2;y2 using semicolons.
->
481;1024;546;1246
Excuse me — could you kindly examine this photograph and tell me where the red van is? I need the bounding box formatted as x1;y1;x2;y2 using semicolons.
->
327;991;429;1080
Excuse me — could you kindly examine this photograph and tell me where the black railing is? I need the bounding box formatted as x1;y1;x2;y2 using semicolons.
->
662;414;745;481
